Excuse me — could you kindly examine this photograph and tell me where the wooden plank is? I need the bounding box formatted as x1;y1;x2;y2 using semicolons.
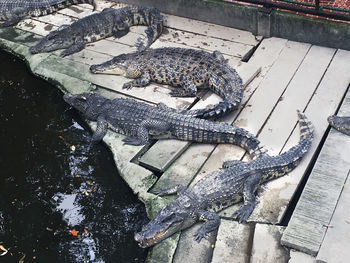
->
256;45;335;155
191;40;311;188
139;62;261;172
281;49;350;256
163;14;260;46
250;225;288;263
316;171;350;263
150;38;289;192
158;27;254;58
211;220;252;263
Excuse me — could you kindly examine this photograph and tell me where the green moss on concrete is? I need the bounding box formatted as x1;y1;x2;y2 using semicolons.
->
146;233;180;263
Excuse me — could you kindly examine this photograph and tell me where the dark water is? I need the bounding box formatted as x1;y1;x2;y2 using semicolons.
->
0;51;148;263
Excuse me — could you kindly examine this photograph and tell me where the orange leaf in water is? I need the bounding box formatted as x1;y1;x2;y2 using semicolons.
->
69;229;79;236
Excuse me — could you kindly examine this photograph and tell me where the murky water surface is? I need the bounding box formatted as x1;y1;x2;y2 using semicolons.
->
0;51;148;262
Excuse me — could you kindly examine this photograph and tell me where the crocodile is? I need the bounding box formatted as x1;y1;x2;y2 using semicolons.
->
30;5;164;57
63;92;266;158
0;0;97;27
90;47;244;118
328;115;350;136
134;111;313;248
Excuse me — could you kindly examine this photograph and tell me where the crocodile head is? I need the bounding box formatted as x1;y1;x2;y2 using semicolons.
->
30;26;75;54
63;92;106;121
90;53;143;78
134;197;197;248
328;115;350;136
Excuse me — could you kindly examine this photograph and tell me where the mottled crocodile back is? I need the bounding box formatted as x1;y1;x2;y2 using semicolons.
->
0;0;96;27
90;47;243;118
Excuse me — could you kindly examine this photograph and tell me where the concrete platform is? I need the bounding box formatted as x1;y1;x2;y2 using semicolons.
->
1;1;350;262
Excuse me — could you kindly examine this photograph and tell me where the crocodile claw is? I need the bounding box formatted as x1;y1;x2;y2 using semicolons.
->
235;204;254;223
193;229;208;243
122;137;144;146
122;82;133;90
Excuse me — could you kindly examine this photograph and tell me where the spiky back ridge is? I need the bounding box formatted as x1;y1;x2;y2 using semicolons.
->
0;0;96;17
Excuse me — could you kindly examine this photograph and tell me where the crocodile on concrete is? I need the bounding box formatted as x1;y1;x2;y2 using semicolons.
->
134;111;313;248
30;5;164;57
0;0;97;27
63;92;266;158
89;47;244;118
328;115;350;136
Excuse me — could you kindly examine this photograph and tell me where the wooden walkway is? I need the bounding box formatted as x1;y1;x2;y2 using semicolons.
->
0;0;350;262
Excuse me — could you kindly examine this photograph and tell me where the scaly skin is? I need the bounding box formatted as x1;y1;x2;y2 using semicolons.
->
30;5;163;56
63;92;266;159
90;47;243;118
134;111;314;248
0;0;97;27
328;115;350;136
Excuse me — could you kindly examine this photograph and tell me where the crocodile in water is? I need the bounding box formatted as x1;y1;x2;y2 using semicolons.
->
90;47;244;118
30;5;163;56
134;111;313;248
0;0;97;27
63;92;266;158
328;115;350;136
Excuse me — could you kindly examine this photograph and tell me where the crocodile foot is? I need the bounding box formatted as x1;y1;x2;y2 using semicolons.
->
122;82;133;90
193;229;208;243
235;203;255;223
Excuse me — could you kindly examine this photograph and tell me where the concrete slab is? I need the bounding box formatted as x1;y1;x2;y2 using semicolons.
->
172;224;217;263
250;224;289;263
211;219;252;263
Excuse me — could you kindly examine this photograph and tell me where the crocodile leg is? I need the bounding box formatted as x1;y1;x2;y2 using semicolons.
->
60;39;85;57
91;115;108;143
122;119;170;145
113;28;130;38
212;50;227;63
0;7;26;27
153;184;186;196
169;78;197;97
122;72;151;90
194;211;221;242
235;172;262;223
0;16;20;27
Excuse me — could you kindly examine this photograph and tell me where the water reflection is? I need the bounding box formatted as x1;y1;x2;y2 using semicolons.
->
0;51;148;262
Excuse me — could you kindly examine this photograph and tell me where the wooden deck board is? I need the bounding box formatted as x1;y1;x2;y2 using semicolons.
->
1;2;349;262
150;37;290;198
281;50;350;256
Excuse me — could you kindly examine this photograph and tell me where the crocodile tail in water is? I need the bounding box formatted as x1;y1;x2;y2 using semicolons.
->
127;6;163;51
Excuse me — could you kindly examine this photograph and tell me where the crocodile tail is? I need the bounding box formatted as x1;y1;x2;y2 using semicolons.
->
204;122;266;159
277;111;314;171
187;100;241;119
133;7;164;51
297;110;314;142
